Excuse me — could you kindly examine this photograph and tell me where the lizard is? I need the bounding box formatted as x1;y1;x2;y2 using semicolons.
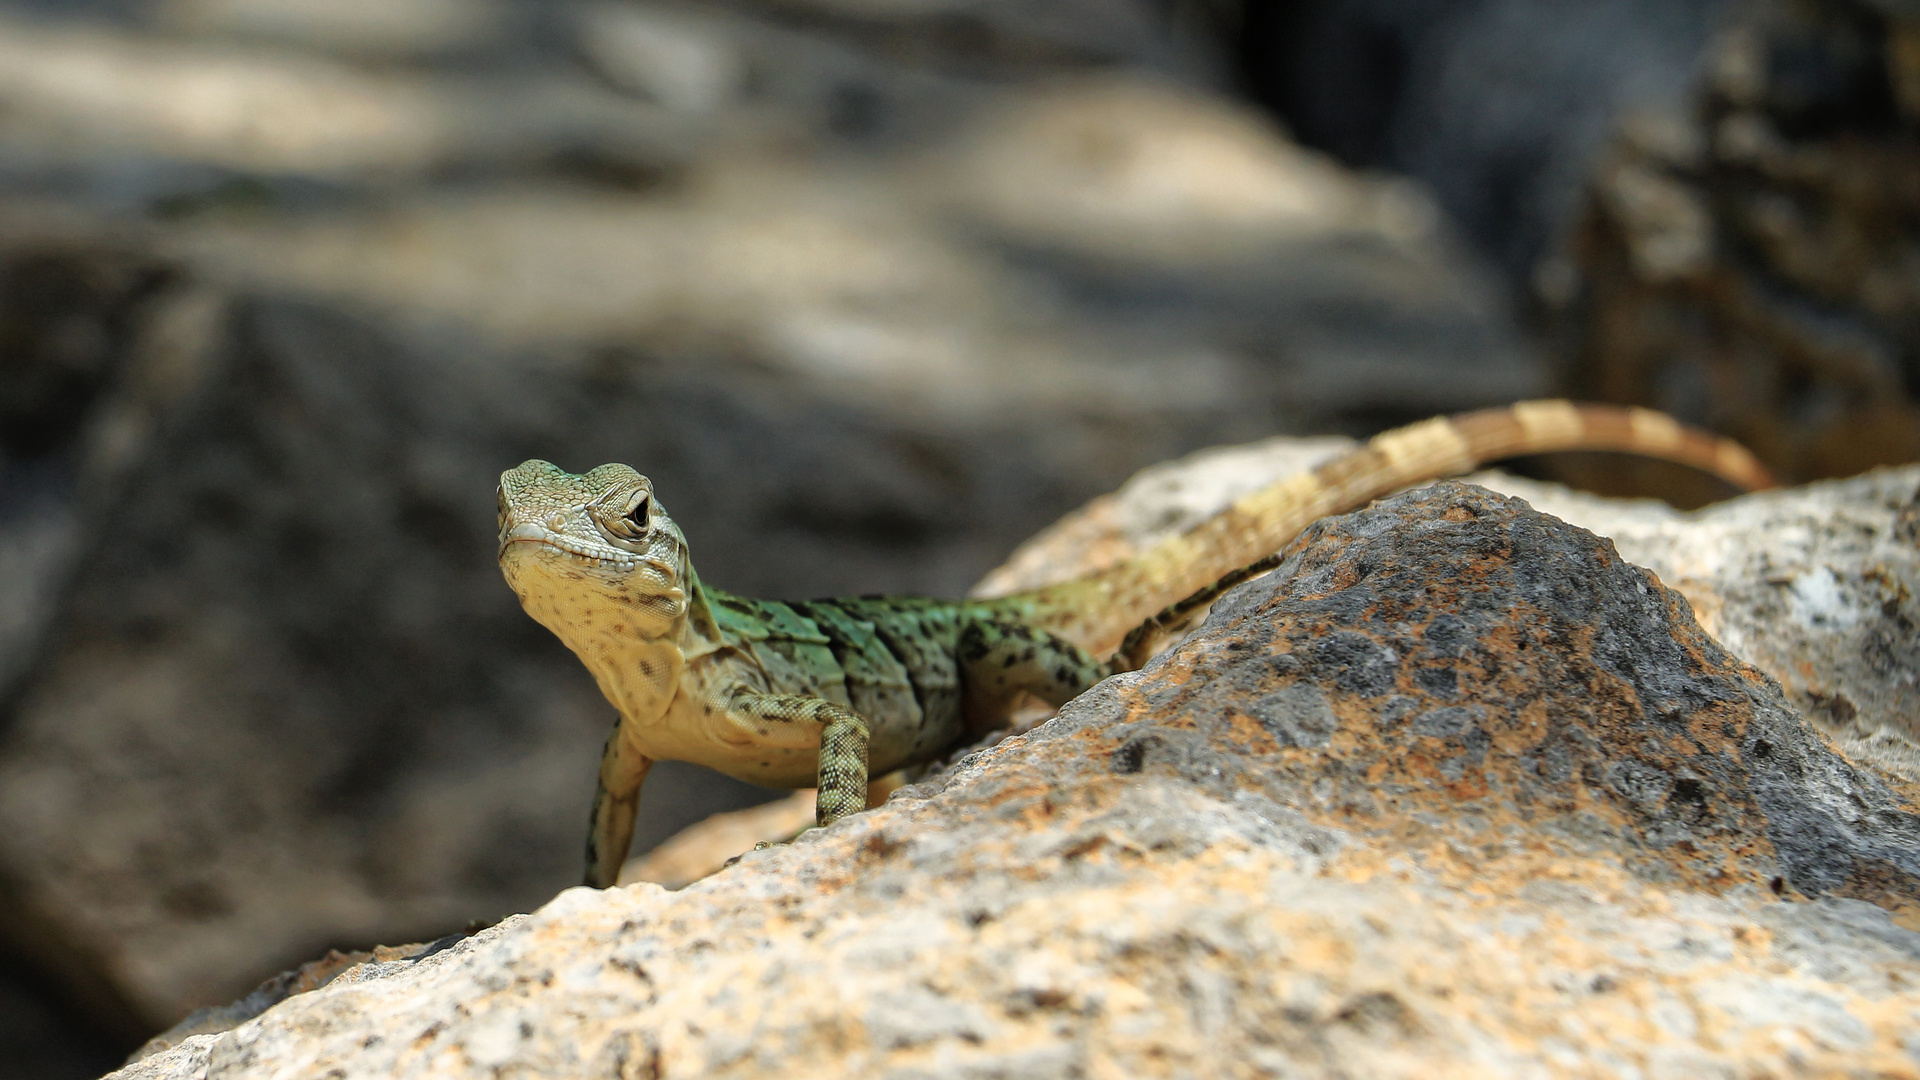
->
496;400;1774;888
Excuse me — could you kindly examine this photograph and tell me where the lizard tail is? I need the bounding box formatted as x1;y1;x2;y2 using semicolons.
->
1005;400;1772;657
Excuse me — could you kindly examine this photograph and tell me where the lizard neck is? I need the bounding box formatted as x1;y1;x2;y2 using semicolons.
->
674;567;733;664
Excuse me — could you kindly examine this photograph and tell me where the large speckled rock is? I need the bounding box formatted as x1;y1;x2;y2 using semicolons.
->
1485;469;1920;759
115;484;1920;1078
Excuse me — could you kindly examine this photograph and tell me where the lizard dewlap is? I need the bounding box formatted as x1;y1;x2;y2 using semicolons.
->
497;401;1772;887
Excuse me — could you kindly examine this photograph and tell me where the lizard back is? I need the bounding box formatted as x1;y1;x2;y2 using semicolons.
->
687;591;974;784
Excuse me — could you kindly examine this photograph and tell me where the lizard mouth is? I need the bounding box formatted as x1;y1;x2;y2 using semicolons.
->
499;523;643;569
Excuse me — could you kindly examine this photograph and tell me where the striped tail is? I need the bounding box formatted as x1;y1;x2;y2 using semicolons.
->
1004;400;1772;658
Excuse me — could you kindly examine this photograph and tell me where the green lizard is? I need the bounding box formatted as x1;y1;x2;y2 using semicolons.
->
497;401;1773;888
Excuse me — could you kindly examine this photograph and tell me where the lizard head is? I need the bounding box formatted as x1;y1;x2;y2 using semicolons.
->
496;460;693;651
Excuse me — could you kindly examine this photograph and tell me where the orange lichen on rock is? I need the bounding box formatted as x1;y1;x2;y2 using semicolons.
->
1035;483;1916;903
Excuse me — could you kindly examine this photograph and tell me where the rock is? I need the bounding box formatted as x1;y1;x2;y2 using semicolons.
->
1482;469;1920;765
973;432;1359;597
112;484;1920;1078
612;775;914;891
617;791;815;891
1556;0;1920;488
157;72;1535;431
930;76;1435;267
1248;0;1920;491
0;212;176;699
572;4;746;115
126;938;464;1065
153;0;513;58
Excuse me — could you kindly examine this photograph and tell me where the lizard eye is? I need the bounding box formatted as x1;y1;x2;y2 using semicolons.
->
496;488;509;532
604;492;651;539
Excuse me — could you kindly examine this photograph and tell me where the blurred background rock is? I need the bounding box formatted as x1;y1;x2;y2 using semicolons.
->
0;0;1911;1075
1553;0;1920;497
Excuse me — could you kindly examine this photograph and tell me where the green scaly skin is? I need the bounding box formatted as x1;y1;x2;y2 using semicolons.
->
497;462;1107;888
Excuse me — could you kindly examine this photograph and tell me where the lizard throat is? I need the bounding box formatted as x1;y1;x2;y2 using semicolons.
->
499;542;690;723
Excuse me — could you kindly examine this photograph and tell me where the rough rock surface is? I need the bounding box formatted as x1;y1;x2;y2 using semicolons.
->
125;940;459;1066
114;484;1920;1079
1488;469;1920;761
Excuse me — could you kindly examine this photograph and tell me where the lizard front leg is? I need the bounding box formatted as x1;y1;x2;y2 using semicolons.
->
725;692;872;825
585;720;654;888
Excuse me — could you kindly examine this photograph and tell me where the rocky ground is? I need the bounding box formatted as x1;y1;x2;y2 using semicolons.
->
114;481;1920;1078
